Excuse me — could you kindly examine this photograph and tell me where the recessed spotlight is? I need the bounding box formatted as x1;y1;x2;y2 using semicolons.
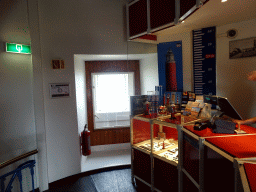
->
221;0;227;2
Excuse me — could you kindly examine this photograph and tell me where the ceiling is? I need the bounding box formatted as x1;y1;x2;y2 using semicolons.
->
154;0;256;36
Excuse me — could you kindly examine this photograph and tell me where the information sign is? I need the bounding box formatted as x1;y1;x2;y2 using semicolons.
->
193;26;216;95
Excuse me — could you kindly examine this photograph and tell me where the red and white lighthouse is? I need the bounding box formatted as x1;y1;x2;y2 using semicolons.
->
166;49;177;91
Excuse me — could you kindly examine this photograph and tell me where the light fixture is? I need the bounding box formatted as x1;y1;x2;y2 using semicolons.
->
221;0;227;2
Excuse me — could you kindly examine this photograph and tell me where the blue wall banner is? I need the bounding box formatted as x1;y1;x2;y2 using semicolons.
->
193;26;216;95
158;41;183;94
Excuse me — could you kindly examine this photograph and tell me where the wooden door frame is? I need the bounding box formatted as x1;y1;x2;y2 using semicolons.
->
85;60;141;146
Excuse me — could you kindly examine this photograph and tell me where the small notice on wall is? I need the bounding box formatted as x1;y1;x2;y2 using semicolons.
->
49;83;70;98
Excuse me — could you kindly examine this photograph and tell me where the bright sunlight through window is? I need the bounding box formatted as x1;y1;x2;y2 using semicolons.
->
95;74;129;113
92;72;134;129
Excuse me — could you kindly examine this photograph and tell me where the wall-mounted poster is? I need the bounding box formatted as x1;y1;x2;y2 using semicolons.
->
193;26;216;96
229;37;256;59
49;83;70;98
157;41;183;94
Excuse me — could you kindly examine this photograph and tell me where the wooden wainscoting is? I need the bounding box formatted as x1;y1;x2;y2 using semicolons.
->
91;128;130;146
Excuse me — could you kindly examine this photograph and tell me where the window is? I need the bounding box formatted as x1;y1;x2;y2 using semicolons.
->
85;60;140;145
92;72;134;129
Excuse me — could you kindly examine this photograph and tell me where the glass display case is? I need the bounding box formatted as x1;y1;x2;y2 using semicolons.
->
131;113;204;191
131;113;256;192
180;123;256;192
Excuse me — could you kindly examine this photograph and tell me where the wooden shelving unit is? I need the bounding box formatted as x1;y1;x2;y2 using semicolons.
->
126;0;209;43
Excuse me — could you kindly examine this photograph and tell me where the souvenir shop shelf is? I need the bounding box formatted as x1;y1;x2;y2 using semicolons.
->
180;124;256;192
131;114;205;191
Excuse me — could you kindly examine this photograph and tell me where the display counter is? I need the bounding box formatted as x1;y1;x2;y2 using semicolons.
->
131;114;256;192
183;124;256;138
131;114;205;192
181;124;256;192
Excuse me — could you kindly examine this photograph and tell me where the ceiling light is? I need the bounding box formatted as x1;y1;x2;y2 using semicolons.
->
221;0;227;2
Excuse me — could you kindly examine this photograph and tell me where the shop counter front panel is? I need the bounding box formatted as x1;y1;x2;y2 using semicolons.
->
204;135;256;192
204;147;242;192
135;178;151;191
183;171;199;192
205;135;256;159
244;163;256;192
183;133;200;184
133;148;151;185
154;157;178;192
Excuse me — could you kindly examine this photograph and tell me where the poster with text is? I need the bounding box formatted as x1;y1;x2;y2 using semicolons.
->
193;26;216;95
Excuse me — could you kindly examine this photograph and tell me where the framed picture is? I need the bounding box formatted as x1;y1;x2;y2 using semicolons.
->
49;83;70;98
229;37;256;59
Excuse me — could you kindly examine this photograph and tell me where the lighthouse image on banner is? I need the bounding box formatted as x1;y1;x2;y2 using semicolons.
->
158;41;183;93
166;49;177;91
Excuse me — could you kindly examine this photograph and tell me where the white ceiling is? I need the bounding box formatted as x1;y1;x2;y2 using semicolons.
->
154;0;256;36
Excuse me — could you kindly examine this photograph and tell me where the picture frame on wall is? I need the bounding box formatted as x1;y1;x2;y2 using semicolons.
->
49;83;70;98
229;37;256;59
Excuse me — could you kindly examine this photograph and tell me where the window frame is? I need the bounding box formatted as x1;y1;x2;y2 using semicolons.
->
85;60;140;146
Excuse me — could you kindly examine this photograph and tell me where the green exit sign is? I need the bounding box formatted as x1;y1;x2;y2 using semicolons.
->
6;43;31;54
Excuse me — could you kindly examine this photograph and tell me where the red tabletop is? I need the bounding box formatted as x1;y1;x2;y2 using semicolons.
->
184;123;256;191
184;124;256;138
205;135;256;158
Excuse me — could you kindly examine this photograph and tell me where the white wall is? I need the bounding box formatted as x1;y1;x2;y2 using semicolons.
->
33;0;157;185
0;0;36;163
27;0;49;190
35;0;129;184
74;52;159;166
74;53;159;166
216;19;256;122
135;53;159;94
158;18;256;122
0;0;39;190
74;53;158;136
